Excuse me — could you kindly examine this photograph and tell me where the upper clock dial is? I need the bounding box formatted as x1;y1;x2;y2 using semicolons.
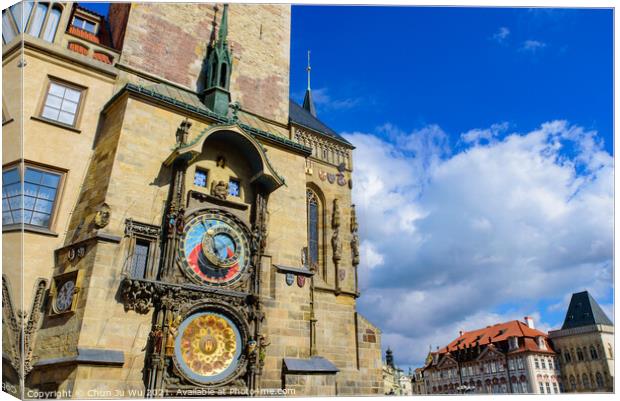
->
180;212;250;286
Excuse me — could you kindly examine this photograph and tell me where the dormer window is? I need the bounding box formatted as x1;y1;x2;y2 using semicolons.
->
508;336;519;350
72;15;97;34
536;336;547;350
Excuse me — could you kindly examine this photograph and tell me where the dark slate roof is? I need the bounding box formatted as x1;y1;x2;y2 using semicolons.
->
302;89;317;117
289;99;353;148
561;291;613;330
282;356;339;373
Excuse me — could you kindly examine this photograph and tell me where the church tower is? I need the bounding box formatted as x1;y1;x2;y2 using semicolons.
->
2;3;382;397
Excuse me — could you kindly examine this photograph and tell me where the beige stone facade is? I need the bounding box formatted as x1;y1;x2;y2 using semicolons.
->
549;326;614;392
548;291;614;393
2;2;382;398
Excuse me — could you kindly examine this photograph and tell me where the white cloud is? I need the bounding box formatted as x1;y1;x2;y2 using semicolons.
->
460;121;509;144
344;120;613;368
308;87;361;110
491;27;510;43
521;39;547;52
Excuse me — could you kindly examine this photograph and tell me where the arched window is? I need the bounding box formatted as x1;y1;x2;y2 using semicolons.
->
595;372;604;388
569;375;576;391
306;188;322;275
576;348;584;361
219;64;228;87
590;345;598;360
582;374;589;389
564;351;571;363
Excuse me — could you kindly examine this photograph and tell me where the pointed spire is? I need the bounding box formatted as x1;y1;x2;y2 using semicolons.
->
217;4;229;49
201;3;232;116
307;50;311;90
302;50;317;117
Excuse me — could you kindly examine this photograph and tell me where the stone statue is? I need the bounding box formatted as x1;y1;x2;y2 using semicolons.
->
258;335;270;369
150;325;164;354
332;229;341;261
167;203;177;234
351;233;360;266
350;204;358;233
94;203;111;229
332;198;340;229
212;180;229;200
164;315;182;357
247;339;258;371
175;207;185;235
176;118;192;145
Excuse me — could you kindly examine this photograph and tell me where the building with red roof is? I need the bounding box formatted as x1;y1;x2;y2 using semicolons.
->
421;317;562;394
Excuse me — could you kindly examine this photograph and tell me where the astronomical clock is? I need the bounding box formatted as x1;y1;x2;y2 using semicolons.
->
120;121;282;395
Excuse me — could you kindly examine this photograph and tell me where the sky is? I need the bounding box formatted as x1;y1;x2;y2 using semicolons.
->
78;2;614;371
290;5;614;371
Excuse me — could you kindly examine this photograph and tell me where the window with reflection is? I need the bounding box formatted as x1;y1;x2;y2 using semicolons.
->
193;168;208;187
2;165;63;228
2;2;63;44
41;80;83;126
228;178;240;197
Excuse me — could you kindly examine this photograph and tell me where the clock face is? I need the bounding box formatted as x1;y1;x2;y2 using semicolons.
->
179;212;250;286
174;312;242;384
55;280;75;313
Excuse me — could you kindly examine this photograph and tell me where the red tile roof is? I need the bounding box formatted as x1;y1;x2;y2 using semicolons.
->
439;320;555;355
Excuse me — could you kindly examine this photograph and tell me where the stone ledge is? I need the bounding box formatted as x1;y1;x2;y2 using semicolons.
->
34;347;124;368
283;356;339;374
273;265;315;277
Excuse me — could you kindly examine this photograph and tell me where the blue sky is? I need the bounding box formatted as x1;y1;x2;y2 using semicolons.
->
80;2;614;370
293;5;613;371
290;6;613;156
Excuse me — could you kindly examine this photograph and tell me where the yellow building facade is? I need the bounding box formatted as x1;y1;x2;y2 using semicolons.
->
2;2;382;398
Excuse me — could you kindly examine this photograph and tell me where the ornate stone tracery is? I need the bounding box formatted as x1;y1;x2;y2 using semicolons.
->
2;275;48;377
119;122;282;394
294;128;351;168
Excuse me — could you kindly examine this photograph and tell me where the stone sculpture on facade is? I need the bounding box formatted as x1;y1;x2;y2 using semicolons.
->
212;180;229;200
94;203;111;229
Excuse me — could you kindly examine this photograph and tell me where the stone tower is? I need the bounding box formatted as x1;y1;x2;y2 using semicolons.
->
549;291;614;393
2;2;382;398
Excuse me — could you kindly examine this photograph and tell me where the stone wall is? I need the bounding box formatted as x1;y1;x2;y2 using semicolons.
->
283;373;337;396
110;3;291;125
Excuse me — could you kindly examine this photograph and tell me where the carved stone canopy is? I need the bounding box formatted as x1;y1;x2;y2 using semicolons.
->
164;124;284;194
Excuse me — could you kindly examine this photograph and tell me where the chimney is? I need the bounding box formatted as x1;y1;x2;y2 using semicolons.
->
524;316;535;329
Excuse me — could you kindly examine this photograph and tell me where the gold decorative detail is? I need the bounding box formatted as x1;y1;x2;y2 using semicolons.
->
179;314;237;378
